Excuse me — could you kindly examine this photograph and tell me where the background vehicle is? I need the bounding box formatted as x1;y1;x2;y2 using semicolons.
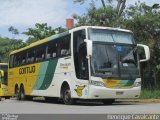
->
8;26;150;104
0;63;10;99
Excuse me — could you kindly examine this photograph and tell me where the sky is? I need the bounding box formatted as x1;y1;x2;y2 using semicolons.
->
0;0;159;41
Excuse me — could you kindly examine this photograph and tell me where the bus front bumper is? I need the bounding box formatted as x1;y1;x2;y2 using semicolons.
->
88;85;141;99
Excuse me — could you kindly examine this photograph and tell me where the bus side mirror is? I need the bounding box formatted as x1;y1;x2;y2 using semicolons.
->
84;39;92;57
137;44;150;62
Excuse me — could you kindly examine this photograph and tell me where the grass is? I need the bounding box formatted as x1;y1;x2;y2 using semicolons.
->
140;90;160;99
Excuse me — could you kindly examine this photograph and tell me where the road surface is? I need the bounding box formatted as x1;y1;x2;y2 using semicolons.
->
0;98;159;114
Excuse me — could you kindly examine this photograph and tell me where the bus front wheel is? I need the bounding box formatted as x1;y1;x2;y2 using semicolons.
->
62;86;75;105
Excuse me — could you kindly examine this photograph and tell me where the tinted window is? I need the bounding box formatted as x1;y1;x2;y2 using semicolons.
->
27;49;36;64
13;51;27;67
57;34;71;57
46;40;58;59
35;45;46;62
9;55;14;68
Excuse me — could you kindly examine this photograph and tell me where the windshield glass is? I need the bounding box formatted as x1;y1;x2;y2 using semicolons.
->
91;43;119;78
89;28;140;79
89;28;135;44
118;45;140;79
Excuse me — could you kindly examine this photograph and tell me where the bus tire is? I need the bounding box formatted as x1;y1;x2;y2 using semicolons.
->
102;99;115;105
15;87;20;100
5;96;10;99
25;96;33;101
45;97;58;103
62;86;75;105
19;86;25;100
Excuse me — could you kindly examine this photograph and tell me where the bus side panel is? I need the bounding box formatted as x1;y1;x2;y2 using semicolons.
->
8;63;40;96
31;59;58;96
0;84;8;96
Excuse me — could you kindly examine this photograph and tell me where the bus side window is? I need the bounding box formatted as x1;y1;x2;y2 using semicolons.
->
20;51;27;65
14;54;20;67
35;45;46;62
9;55;14;68
13;51;27;67
58;34;71;57
27;49;36;64
47;40;57;59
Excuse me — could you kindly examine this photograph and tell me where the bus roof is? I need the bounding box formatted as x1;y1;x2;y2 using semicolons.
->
10;31;69;55
70;26;132;33
10;26;132;55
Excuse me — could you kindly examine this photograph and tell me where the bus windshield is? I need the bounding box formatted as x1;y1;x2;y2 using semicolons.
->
89;28;135;44
89;29;140;80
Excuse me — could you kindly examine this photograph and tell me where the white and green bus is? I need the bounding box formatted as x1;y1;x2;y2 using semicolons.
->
8;26;150;104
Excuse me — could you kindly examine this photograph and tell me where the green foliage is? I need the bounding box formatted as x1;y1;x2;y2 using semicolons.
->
23;23;56;44
0;37;25;62
74;0;126;16
23;23;66;44
73;4;112;26
8;26;19;35
73;1;125;27
0;23;67;62
124;2;160;90
140;90;160;99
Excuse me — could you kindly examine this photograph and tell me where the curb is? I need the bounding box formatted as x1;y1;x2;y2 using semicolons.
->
117;99;160;103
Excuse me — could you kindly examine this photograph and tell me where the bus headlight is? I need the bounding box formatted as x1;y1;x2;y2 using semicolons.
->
90;80;105;87
134;81;141;87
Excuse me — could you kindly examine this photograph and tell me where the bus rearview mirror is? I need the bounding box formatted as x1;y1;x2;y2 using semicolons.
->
137;44;150;62
84;39;93;57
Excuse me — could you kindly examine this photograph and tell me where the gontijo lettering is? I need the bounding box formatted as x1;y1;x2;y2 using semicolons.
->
19;66;35;74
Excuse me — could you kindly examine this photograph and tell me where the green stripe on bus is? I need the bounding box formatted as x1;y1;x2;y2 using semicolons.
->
33;61;49;90
120;80;129;85
125;80;135;86
39;58;58;90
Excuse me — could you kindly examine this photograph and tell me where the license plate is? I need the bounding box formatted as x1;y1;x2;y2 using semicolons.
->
116;91;124;95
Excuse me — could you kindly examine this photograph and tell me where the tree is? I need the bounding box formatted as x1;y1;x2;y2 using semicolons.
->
23;23;55;44
73;1;124;27
23;23;67;44
74;0;126;17
124;1;160;89
0;37;25;62
8;26;19;38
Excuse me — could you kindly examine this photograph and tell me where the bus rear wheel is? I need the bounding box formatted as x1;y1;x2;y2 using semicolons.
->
15;87;20;100
4;96;10;99
19;86;25;100
62;86;75;105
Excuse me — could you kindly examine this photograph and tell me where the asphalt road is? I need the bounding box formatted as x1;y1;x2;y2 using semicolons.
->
0;98;160;114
